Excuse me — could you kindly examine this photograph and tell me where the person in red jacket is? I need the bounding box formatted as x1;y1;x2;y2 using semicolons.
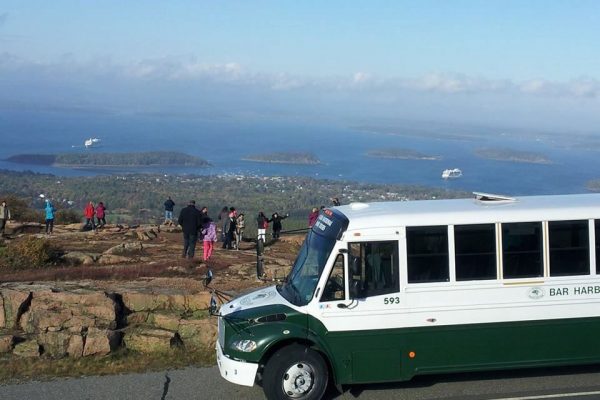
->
84;201;96;230
95;202;107;228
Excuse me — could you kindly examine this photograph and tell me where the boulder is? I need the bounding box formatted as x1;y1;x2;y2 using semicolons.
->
126;312;150;325
149;313;180;331
38;330;72;358
124;328;178;354
0;289;30;328
6;222;43;235
13;340;40;358
97;254;133;265
122;292;211;313
62;251;96;265
0;334;14;353
67;334;84;358
178;318;217;349
21;290;117;334
83;328;115;356
160;224;182;233
104;242;143;255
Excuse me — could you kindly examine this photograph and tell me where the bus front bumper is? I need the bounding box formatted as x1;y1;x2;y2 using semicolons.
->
216;343;259;387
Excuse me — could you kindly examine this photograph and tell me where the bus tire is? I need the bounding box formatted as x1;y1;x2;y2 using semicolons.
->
262;344;328;400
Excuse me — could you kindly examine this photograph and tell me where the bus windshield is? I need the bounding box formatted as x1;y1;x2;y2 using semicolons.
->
278;209;349;306
279;229;337;306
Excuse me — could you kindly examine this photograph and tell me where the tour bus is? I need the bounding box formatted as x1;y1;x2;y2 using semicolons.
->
216;193;600;400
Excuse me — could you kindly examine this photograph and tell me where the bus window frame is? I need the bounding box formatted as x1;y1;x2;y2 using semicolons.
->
313;241;350;306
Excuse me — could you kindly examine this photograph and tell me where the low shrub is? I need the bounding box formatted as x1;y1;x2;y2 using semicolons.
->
0;236;57;269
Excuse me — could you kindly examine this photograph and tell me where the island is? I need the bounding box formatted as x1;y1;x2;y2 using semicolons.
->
474;148;552;164
242;152;321;165
5;151;210;168
366;148;440;160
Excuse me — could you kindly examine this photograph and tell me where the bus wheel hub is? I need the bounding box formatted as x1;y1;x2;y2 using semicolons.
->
283;363;314;397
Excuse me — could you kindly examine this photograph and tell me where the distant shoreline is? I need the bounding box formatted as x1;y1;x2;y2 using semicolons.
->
242;152;321;165
5;151;210;168
474;148;552;164
366;148;441;161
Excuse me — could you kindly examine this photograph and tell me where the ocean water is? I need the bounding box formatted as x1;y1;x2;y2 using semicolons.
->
1;109;599;196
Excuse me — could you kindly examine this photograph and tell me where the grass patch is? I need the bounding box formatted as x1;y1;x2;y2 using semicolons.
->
0;346;215;384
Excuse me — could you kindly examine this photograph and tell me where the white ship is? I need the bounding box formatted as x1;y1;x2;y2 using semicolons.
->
442;168;462;179
84;137;101;148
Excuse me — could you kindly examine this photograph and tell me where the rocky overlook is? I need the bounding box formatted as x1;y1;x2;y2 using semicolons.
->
0;221;301;378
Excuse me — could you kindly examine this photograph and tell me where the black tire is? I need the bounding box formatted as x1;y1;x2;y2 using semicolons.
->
262;344;329;400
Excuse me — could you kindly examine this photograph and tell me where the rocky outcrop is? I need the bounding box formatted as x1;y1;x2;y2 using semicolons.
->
124;328;180;353
0;282;215;359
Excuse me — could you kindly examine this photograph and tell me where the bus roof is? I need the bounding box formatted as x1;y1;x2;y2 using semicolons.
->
335;193;600;230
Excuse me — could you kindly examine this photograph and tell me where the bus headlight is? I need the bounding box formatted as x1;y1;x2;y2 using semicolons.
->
231;340;257;352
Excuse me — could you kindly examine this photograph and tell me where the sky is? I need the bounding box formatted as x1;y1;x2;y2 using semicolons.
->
1;1;600;133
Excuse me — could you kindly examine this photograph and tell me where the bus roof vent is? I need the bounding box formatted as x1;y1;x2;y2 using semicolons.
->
349;202;369;210
473;192;517;203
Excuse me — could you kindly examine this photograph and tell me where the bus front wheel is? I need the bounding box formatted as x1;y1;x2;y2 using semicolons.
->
263;344;329;400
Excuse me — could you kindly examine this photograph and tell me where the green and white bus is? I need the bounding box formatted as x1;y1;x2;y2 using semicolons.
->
216;193;600;400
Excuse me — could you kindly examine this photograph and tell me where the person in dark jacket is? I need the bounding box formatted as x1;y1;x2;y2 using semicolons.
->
164;196;175;224
257;211;269;242
178;200;203;259
218;206;229;241
270;212;289;239
222;212;237;250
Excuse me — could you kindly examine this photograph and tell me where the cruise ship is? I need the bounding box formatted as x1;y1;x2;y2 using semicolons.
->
442;168;462;179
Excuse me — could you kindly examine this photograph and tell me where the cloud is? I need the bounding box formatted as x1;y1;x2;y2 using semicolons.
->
520;78;600;98
1;53;599;102
352;72;371;84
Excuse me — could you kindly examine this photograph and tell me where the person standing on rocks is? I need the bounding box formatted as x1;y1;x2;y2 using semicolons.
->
235;213;245;250
0;200;11;236
84;201;96;231
164;196;175;224
178;200;203;259
222;211;236;250
44;199;56;235
257;211;269;243
218;206;229;242
96;202;107;228
201;217;217;261
270;212;289;240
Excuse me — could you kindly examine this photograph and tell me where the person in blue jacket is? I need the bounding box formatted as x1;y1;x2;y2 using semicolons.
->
44;199;56;235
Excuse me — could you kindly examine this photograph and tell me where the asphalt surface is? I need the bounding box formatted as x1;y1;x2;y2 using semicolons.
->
2;364;600;400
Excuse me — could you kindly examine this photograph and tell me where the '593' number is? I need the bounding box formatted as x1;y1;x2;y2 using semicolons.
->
383;296;400;305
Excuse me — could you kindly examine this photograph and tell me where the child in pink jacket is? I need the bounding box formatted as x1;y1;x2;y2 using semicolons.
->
202;219;217;261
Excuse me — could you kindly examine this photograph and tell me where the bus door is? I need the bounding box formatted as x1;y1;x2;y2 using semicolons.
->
311;240;405;384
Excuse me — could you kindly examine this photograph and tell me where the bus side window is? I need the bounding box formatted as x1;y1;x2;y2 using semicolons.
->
321;254;345;302
349;241;399;299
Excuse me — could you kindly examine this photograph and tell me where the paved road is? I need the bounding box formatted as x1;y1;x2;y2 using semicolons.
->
2;364;600;400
